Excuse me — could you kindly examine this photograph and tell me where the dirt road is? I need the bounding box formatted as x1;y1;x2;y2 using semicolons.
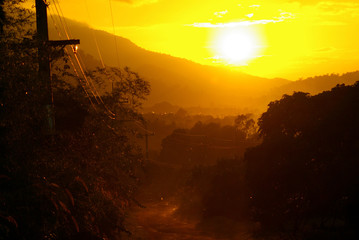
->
122;200;215;239
120;161;253;240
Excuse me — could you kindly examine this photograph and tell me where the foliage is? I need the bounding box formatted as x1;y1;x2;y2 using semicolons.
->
245;83;359;239
160;114;259;166
142;111;237;153
0;1;150;239
177;158;249;221
172;115;259;235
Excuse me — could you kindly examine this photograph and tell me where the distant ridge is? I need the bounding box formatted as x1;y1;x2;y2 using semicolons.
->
273;71;359;96
49;19;289;111
49;19;358;114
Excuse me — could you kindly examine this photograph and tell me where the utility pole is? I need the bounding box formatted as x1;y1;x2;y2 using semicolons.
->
145;125;149;160
35;0;79;135
0;0;5;34
141;121;154;160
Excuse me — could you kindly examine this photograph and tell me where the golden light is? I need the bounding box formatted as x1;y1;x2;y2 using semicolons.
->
214;29;260;65
73;45;79;53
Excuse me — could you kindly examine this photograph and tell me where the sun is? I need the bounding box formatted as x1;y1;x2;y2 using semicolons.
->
214;29;259;65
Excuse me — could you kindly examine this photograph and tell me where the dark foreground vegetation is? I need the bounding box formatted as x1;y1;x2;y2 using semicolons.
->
1;1;149;239
246;83;359;239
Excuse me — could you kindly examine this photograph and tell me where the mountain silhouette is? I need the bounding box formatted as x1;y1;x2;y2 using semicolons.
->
49;19;358;113
270;71;359;98
49;19;288;111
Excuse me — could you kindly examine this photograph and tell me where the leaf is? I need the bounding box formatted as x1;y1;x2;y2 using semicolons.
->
65;188;75;206
50;183;60;188
59;200;71;214
71;216;79;232
75;176;89;193
7;216;18;228
50;198;59;211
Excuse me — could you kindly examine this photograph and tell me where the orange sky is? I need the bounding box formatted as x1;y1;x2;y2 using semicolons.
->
40;0;359;80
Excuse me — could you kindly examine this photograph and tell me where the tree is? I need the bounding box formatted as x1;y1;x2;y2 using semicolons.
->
0;1;150;239
245;83;359;238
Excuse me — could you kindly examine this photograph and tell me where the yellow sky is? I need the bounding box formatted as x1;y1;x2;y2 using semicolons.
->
43;0;359;80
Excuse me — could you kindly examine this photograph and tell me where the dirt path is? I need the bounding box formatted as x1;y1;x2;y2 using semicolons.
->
120;161;253;240
122;199;219;240
121;160;220;239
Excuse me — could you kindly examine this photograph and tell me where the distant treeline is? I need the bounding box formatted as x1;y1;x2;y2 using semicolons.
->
175;82;359;239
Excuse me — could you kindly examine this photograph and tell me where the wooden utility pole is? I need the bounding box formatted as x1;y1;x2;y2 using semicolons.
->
35;0;79;134
143;122;155;160
0;0;5;34
145;126;149;160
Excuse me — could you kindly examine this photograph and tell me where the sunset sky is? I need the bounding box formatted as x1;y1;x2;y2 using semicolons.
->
44;0;359;80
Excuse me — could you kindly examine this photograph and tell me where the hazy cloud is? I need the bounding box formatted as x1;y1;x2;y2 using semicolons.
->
113;0;158;6
114;0;132;3
316;21;346;26
214;10;228;18
190;19;284;28
314;47;336;52
284;0;335;4
316;1;359;16
189;13;294;28
281;0;359;6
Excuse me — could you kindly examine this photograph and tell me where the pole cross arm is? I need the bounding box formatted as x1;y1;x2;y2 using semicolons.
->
16;38;80;49
47;39;80;47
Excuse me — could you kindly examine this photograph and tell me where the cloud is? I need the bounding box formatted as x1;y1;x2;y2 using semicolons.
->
214;10;228;18
114;0;132;3
280;0;358;6
314;47;336;52
190;19;284;28
189;13;294;28
284;0;331;4
316;21;346;26
113;0;158;7
316;1;359;16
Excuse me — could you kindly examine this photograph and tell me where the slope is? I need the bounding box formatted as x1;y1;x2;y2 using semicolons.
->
48;19;289;111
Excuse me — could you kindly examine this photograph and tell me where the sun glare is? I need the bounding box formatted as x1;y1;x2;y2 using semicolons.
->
214;29;259;65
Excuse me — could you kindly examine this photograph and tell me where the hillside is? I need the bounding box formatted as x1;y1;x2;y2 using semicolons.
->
48;19;288;112
270;71;359;98
49;19;359;113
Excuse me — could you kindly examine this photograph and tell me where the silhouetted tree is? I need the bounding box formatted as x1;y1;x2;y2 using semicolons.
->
245;83;359;239
160;116;258;166
0;1;150;239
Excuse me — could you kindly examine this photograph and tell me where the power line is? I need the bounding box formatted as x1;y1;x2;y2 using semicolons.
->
52;0;70;40
83;0;118;94
173;132;206;138
108;0;121;67
133;120;155;135
49;1;116;119
49;4;102;107
48;5;117;119
55;0;116;118
166;137;240;150
83;0;105;68
48;9;97;111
